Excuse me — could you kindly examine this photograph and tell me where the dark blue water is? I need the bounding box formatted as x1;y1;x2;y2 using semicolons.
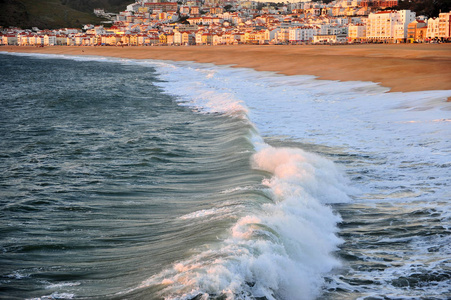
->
0;54;262;299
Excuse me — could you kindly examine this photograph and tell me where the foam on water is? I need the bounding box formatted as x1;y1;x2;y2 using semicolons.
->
4;52;450;299
28;293;75;300
145;60;450;299
179;206;240;220
152;60;451;203
128;144;348;299
110;60;353;299
44;282;81;289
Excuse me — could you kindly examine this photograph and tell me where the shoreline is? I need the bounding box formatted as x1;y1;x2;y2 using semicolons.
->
2;44;451;94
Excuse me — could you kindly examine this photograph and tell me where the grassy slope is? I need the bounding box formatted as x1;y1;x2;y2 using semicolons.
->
0;0;107;29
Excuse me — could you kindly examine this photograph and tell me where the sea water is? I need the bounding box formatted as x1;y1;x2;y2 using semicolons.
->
0;53;450;300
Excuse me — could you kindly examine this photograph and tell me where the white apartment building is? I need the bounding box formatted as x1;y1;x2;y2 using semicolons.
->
44;34;56;46
366;10;415;42
289;26;316;42
426;18;439;39
173;30;183;44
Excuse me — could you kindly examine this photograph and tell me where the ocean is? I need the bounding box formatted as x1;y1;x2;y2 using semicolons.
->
0;52;450;300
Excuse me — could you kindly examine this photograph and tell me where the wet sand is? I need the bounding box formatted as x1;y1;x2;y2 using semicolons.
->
2;44;451;93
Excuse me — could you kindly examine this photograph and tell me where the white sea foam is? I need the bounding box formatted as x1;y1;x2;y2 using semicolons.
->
5;52;450;299
139;145;347;299
179;207;238;220
111;59;355;300
219;185;256;194
27;292;75;300
6;270;29;279
45;282;81;289
142;60;450;299
153;60;451;203
252;146;351;204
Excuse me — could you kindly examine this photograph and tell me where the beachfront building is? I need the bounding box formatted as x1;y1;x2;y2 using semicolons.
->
348;23;366;42
55;35;67;45
366;10;415;43
427;17;440;40
74;34;96;46
44;34;56;46
18;33;33;46
438;11;451;41
243;30;267;44
407;20;427;43
2;34;18;45
195;32;211;45
173;30;196;45
275;28;290;44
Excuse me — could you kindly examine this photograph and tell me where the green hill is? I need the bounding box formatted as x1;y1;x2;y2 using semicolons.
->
0;0;131;29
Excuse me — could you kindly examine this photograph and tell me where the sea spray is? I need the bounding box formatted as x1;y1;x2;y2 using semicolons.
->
123;61;352;300
154;60;451;299
131;145;348;299
252;146;351;204
247;145;348;298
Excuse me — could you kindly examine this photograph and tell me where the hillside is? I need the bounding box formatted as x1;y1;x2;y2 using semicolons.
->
60;0;132;13
389;0;451;18
0;0;131;29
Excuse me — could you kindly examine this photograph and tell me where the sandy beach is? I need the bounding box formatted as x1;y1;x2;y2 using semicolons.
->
2;44;451;93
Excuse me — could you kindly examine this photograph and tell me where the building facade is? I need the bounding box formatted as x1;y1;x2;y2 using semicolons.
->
366;10;415;42
438;12;451;40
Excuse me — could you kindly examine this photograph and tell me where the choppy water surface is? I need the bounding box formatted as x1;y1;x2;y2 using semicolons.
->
1;53;450;300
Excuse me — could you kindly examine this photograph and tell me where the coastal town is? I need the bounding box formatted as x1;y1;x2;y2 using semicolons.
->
1;0;450;46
